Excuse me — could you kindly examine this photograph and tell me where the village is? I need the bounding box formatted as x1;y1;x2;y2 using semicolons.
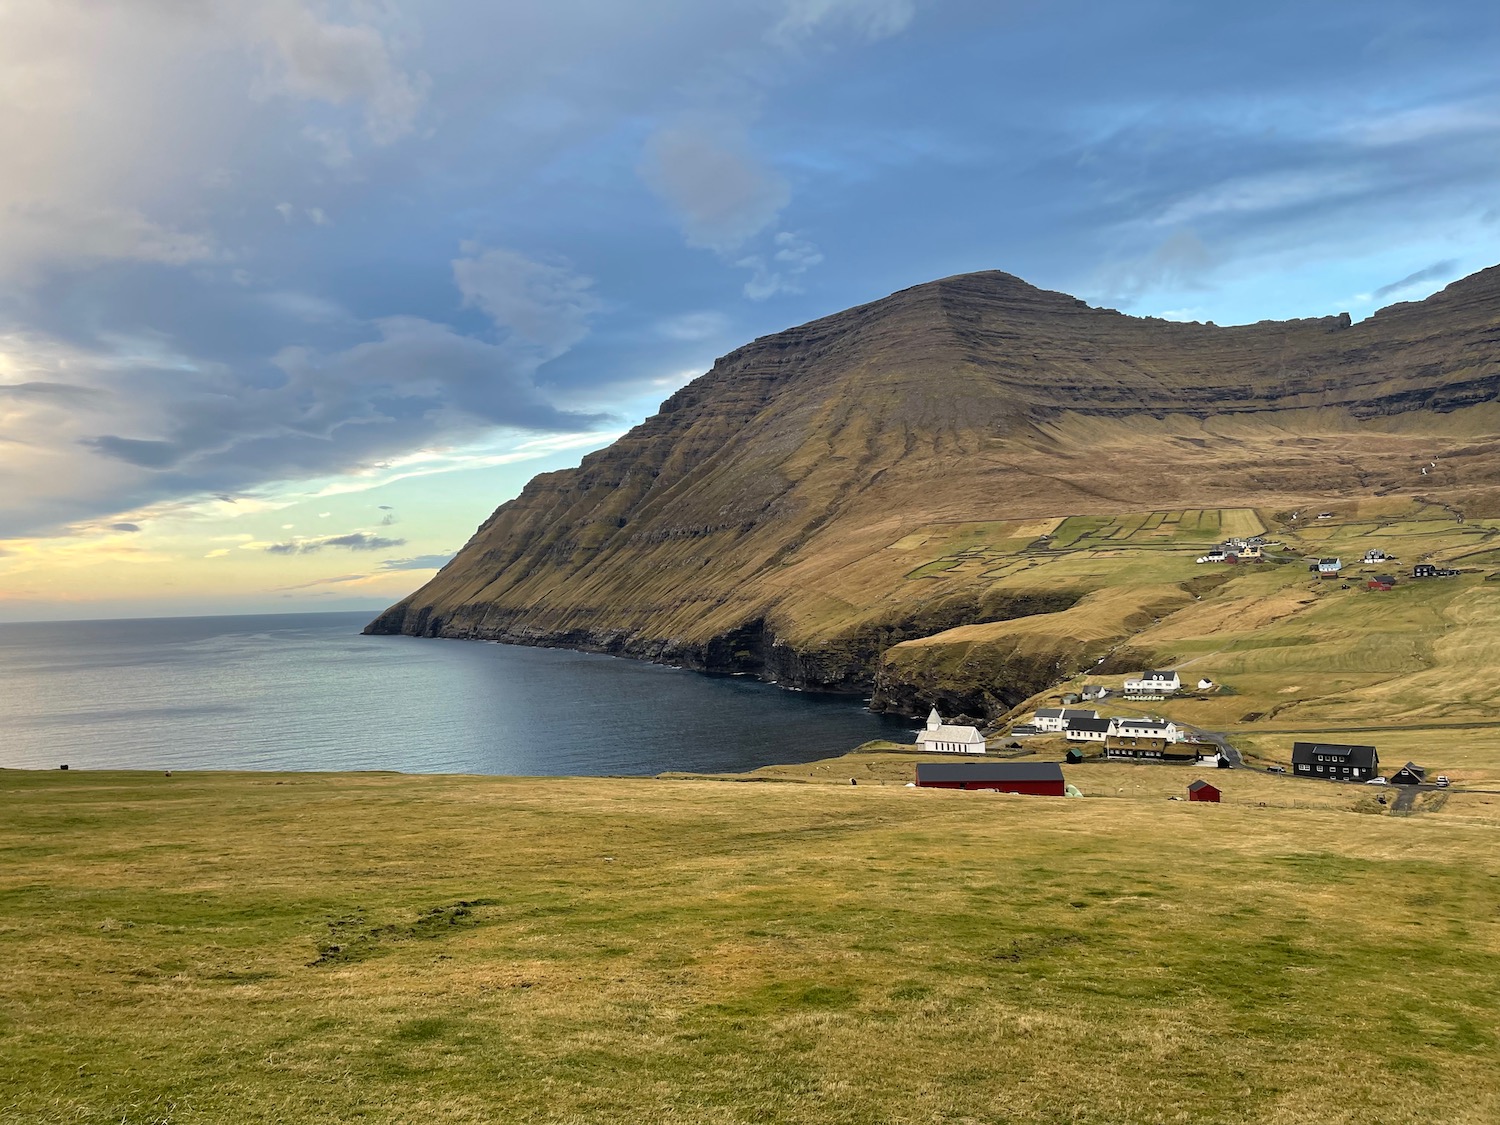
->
907;664;1449;802
1193;536;1465;588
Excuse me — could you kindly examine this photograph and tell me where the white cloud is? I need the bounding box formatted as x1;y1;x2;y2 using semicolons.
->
1155;168;1372;227
737;231;825;299
1094;229;1218;304
770;0;918;45
452;246;600;359
0;1;421;282
639;121;790;253
654;311;731;341
247;0;428;144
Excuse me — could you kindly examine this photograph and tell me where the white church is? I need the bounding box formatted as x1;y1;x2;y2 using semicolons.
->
915;708;987;754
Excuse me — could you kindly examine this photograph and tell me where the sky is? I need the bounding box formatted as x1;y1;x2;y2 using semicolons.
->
3;0;1500;621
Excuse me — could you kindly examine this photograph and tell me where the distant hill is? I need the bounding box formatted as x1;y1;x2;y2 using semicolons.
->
367;266;1500;716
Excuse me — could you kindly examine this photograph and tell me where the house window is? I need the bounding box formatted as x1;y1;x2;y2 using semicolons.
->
1352;768;1361;777
1316;765;1323;772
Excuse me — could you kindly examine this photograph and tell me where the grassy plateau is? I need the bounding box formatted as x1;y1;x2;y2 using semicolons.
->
3;766;1499;1124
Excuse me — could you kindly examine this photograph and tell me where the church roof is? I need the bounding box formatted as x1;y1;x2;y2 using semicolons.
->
917;725;985;744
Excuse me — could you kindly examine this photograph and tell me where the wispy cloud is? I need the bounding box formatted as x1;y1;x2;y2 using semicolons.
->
265;531;406;555
1373;259;1459;300
377;553;453;571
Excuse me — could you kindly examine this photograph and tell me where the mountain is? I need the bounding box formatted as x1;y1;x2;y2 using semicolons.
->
366;266;1500;717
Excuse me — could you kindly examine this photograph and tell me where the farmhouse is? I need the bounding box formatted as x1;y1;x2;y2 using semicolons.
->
1105;735;1198;763
1080;685;1109;701
1123;670;1180;694
1363;549;1390;564
1110;717;1180;741
1368;574;1396;591
1413;564;1460;578
1065;717;1112;743
915;709;987;754
1032;706;1100;733
1317;557;1343;577
1291;741;1379;781
1390;762;1427;785
1187;779;1221;803
913;761;1066;796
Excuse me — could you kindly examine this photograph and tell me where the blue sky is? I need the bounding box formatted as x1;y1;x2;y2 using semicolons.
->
2;0;1500;618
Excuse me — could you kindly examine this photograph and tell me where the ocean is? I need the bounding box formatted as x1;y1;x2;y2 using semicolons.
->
0;611;913;775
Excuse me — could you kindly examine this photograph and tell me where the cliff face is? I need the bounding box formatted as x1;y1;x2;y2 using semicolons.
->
367;267;1500;714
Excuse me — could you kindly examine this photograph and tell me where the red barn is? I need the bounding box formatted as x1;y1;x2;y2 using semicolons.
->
914;761;1066;796
1187;779;1221;803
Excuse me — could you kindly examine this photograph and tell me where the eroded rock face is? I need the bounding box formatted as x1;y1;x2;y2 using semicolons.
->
368;266;1500;714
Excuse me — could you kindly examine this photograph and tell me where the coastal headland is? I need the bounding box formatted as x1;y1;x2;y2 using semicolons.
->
366;265;1500;735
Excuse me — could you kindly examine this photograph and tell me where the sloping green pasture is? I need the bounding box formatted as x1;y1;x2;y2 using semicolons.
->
2;769;1498;1125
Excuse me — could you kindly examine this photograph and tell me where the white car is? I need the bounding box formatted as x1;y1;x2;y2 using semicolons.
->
1364;777;1389;785
1435;776;1451;788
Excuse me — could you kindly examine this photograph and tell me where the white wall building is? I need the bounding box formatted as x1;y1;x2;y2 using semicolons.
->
916;708;987;754
1109;717;1181;742
1032;706;1100;733
1123;670;1180;694
1065;717;1112;742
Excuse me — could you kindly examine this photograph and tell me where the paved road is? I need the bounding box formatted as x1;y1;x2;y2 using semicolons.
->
1182;724;1242;768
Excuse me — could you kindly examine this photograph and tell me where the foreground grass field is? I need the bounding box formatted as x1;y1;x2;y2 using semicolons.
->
3;769;1498;1124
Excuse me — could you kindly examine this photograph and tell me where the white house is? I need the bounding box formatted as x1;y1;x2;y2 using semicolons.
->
1362;549;1390;564
1123;670;1180;694
1109;717;1181;742
1080;685;1109;701
1196;678;1214;691
1032;706;1100;733
916;709;987;754
1317;557;1343;576
1065;717;1112;743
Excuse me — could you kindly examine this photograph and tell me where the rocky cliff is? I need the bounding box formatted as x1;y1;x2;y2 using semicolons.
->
367;266;1500;716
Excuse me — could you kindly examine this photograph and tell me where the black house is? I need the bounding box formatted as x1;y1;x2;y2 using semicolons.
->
1390;762;1426;785
1413;564;1438;578
1291;741;1379;781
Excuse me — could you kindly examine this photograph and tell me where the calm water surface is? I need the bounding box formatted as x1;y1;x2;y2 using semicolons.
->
0;612;912;774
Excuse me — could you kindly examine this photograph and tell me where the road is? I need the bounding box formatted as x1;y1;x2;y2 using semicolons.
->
1182;724;1242;768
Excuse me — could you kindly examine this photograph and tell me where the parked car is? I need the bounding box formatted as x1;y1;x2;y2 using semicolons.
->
1364;777;1389;785
1435;775;1451;788
1265;765;1286;774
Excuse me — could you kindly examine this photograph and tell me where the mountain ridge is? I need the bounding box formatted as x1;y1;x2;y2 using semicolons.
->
367;265;1500;717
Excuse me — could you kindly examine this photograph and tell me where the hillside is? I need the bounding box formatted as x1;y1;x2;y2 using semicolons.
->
5;768;1499;1124
367;266;1500;716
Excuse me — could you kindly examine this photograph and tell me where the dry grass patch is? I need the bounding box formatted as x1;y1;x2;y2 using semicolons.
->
5;769;1496;1124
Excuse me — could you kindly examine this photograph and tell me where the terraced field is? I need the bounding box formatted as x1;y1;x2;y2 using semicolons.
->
879;503;1500;779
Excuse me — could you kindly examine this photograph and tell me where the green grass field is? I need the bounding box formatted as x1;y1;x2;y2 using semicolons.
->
887;506;1500;774
3;767;1499;1125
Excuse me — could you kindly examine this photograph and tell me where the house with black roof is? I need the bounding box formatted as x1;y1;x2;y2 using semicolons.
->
914;761;1066;796
1390;762;1426;785
1290;741;1379;781
1032;706;1100;733
1064;717;1112;743
1105;735;1199;763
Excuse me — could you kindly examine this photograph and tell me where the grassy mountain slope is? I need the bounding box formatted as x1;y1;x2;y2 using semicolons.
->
368;267;1500;716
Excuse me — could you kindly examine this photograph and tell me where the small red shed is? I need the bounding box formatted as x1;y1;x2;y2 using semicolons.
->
915;761;1066;796
1187;779;1221;803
